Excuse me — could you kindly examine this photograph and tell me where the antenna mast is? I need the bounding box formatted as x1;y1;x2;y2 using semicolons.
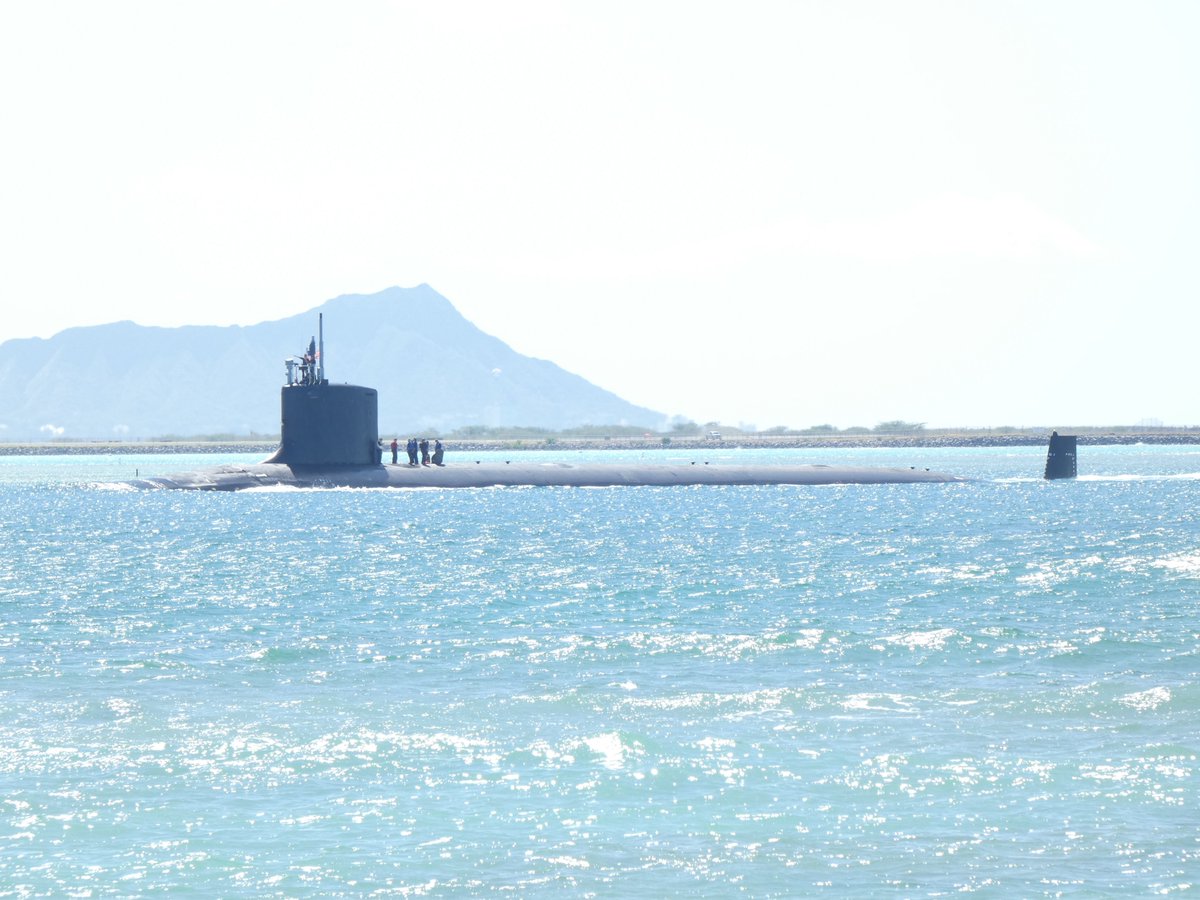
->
318;313;325;383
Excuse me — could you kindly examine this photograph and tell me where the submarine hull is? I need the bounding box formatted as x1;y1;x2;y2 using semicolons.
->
129;461;965;491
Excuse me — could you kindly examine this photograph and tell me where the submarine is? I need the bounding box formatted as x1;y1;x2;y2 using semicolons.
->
129;317;965;490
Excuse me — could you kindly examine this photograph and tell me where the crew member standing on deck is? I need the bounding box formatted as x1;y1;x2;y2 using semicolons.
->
419;438;430;466
390;438;399;465
406;438;418;466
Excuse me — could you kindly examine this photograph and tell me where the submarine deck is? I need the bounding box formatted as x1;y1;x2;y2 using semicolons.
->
131;461;965;491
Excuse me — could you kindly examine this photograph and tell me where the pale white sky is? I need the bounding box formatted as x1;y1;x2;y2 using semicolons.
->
2;1;1197;429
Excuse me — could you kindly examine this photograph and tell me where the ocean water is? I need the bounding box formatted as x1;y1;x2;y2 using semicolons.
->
1;445;1197;897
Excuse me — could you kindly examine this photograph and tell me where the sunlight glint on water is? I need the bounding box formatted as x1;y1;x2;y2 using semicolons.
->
0;446;1196;895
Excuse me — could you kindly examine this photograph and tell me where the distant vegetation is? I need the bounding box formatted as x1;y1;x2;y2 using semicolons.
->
19;421;1200;445
152;431;281;443
376;420;1200;441
434;420;933;439
873;420;926;434
446;423;656;440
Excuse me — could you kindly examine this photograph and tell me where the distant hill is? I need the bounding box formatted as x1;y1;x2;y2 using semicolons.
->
0;285;666;441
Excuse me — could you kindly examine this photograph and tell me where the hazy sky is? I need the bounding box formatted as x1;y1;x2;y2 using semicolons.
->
3;2;1197;429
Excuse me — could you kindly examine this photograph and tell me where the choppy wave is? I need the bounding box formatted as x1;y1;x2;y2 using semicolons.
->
0;447;1197;895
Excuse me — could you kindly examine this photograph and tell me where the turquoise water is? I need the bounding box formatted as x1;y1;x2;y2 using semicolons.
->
1;446;1197;896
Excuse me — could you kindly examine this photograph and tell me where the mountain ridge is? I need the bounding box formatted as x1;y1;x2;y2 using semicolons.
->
0;285;666;441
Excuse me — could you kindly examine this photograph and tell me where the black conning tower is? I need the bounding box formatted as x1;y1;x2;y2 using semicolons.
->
263;314;380;467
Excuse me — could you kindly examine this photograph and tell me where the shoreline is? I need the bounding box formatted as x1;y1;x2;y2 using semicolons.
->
4;431;1200;456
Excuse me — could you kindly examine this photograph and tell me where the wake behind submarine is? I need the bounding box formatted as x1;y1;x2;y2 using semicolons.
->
131;317;967;491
